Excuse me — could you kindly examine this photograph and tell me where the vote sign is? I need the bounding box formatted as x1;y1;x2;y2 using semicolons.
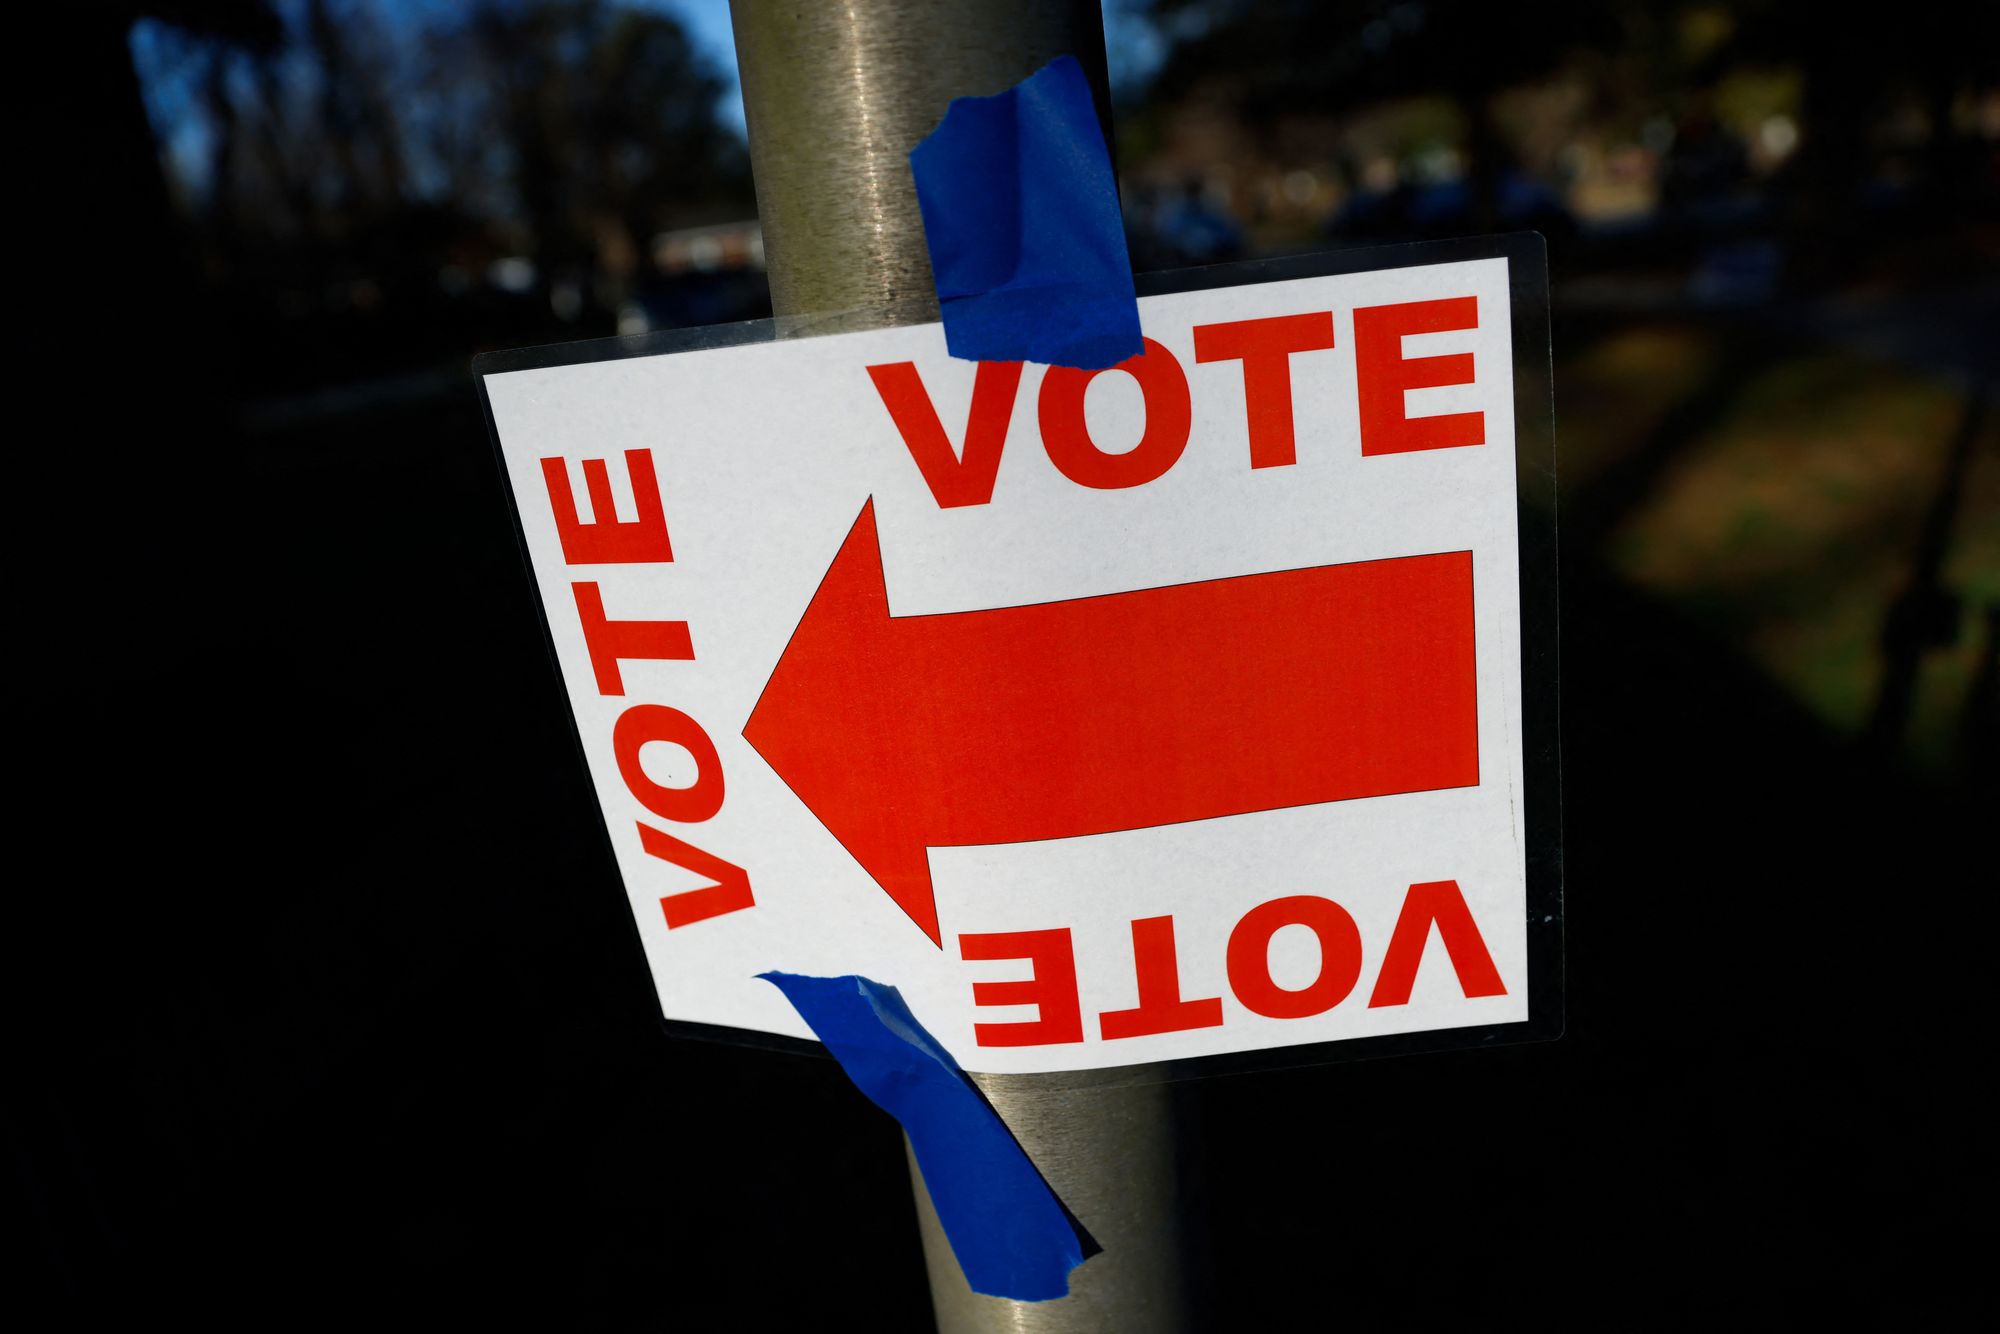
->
479;236;1561;1080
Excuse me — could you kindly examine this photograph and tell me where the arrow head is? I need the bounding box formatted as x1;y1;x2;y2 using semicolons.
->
743;502;944;946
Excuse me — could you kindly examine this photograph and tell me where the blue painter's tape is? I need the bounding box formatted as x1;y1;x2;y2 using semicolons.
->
759;972;1089;1301
909;54;1143;370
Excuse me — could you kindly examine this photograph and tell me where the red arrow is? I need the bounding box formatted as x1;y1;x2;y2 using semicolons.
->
743;502;1479;945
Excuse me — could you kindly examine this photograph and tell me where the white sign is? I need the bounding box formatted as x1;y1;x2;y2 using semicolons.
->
480;243;1559;1077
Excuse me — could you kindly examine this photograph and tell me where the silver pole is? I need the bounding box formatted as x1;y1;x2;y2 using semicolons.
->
727;4;1192;1329
730;0;1111;330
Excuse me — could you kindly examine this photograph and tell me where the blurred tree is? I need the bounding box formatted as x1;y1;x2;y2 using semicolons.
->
1722;0;1999;282
131;0;754;380
1131;0;1997;252
1136;0;1625;229
466;0;750;277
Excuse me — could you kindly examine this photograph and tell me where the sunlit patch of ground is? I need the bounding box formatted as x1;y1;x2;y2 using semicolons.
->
1553;321;1717;493
1595;346;1994;770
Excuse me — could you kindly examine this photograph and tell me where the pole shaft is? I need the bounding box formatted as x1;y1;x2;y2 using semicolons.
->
727;4;1191;1329
730;0;1111;329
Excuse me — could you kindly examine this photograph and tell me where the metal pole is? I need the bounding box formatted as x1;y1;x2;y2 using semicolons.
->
730;0;1111;331
727;5;1193;1330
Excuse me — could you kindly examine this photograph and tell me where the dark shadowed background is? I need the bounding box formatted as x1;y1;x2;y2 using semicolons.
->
21;2;1996;1326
